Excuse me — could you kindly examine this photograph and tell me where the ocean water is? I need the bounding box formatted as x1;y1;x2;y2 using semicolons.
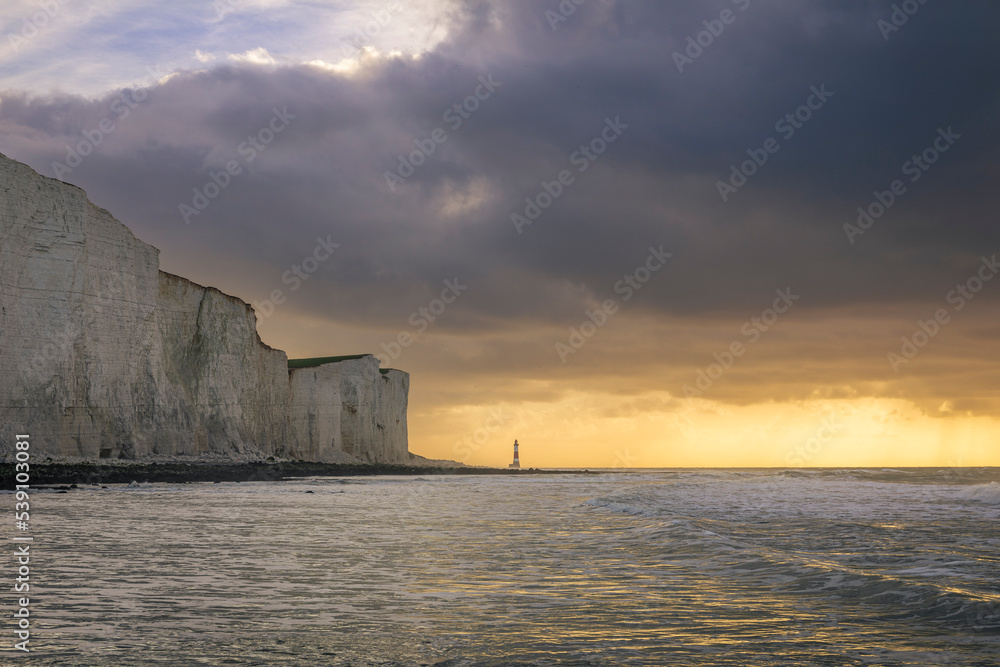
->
4;468;999;665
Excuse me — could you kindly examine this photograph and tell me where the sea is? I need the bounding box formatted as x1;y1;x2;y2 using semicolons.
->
4;468;999;666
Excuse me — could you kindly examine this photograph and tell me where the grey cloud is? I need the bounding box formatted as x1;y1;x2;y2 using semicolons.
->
1;0;997;344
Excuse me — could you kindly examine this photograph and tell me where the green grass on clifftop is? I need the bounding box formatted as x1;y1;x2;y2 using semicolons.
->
287;354;370;369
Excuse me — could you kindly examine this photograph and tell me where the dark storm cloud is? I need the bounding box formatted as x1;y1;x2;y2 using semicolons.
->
2;0;999;338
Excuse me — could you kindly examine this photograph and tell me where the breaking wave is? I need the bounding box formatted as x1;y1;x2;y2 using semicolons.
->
584;472;1000;636
958;482;1000;504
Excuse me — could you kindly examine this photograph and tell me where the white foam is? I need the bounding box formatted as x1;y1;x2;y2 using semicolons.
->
957;482;1000;505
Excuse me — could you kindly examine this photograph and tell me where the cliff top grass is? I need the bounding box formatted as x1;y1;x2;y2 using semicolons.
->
287;354;371;369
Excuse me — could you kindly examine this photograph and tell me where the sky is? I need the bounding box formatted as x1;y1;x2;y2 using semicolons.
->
1;0;998;467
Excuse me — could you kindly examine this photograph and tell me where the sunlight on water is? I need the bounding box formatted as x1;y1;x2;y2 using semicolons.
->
3;469;998;665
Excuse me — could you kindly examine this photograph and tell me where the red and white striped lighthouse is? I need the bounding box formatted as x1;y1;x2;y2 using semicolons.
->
508;439;520;469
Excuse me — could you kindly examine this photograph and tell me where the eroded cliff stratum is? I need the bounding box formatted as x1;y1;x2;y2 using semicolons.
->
0;152;408;462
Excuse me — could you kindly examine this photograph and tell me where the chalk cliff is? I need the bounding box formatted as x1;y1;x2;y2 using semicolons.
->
149;272;292;459
0;152;408;462
287;356;409;463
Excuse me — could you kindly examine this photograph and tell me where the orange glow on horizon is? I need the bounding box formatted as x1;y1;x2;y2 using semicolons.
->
255;298;1000;469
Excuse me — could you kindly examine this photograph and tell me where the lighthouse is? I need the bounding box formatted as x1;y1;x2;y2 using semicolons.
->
508;439;520;469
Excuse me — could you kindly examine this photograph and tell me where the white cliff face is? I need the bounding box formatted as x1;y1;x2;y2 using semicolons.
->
150;272;291;459
288;357;409;464
337;355;384;462
375;369;409;463
0;152;160;457
0;152;409;462
287;362;345;462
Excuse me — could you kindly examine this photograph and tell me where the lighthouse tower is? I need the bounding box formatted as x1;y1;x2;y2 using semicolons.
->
508;439;520;469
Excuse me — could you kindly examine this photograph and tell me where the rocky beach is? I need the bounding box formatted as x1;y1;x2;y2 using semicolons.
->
0;459;569;488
